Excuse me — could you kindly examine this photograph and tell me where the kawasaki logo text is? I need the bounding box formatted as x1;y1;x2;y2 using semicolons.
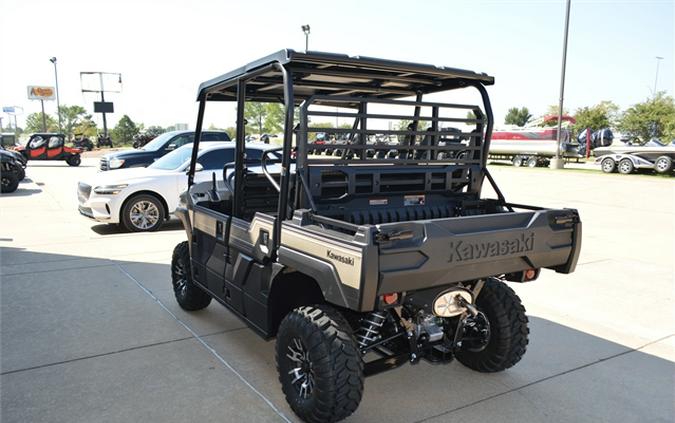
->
327;250;355;266
448;233;535;262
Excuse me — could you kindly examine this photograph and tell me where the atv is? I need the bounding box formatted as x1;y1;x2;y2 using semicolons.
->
16;133;82;166
0;145;26;181
170;50;582;423
72;134;95;151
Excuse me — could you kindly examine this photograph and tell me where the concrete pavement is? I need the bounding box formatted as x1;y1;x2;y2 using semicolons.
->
1;158;673;422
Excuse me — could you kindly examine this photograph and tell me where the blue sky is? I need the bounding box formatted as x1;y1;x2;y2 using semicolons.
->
1;0;672;129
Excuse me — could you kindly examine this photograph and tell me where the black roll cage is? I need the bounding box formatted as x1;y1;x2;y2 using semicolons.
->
187;49;497;255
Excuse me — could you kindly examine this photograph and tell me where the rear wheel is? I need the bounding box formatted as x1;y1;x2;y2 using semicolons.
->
455;278;529;372
121;193;165;232
276;305;364;423
512;155;524;167
171;241;211;310
618;158;634;174
601;157;616;173
526;157;538;167
654;156;673;174
1;170;19;193
66;154;81;166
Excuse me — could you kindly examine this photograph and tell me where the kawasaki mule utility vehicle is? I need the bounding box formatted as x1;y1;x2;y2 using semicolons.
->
171;50;581;423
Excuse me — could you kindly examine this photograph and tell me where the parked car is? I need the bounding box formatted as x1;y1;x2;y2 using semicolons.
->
99;130;230;171
15;133;82;166
78;142;279;232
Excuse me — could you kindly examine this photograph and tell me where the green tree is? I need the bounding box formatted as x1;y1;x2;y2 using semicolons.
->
264;103;284;134
145;125;165;137
25;112;58;133
74;116;98;138
58;105;91;140
573;101;619;134
110;115;139;145
244;102;266;135
504;107;532;126
618;92;675;143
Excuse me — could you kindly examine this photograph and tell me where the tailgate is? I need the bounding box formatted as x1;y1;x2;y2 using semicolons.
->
375;208;581;294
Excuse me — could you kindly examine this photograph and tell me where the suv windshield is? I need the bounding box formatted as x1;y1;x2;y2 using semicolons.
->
148;144;193;170
141;132;178;151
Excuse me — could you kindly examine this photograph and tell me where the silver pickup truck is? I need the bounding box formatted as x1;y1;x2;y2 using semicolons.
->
170;50;581;423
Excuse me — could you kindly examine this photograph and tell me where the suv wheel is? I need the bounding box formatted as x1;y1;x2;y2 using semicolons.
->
171;241;211;310
66;154;81;166
121;194;165;232
455;278;529;372
1;170;19;193
276;305;364;423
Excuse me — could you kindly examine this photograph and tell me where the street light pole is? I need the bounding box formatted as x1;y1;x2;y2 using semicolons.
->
50;57;62;132
551;0;571;169
653;56;664;97
301;25;311;51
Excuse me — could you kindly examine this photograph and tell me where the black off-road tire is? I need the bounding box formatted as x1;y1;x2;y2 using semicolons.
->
171;241;211;311
17;166;25;181
1;171;19;193
66;154;81;167
456;278;529;372
276;305;364;423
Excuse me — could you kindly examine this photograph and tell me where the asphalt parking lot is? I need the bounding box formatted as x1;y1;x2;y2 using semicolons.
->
1;158;673;423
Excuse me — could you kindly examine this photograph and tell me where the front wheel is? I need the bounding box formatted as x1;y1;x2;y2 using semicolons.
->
121;193;165;232
455;278;529;372
276;305;364;423
171;241;211;310
66;154;81;167
1;171;19;193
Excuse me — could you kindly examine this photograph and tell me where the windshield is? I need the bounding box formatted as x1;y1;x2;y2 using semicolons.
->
141;132;176;151
148;144;193;170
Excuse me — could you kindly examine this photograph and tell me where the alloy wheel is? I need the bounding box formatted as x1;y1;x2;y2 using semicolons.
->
129;200;160;230
286;337;315;399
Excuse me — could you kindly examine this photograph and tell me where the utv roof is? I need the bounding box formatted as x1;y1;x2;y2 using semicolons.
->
197;49;494;104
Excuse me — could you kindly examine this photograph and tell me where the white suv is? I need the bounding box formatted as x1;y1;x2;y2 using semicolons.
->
77;142;278;232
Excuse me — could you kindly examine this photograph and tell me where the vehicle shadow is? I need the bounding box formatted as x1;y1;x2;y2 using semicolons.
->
1;188;42;197
1;246;673;423
26;164;96;168
89;219;184;235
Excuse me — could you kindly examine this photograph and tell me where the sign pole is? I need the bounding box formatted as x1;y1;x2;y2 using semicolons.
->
41;100;47;132
100;73;108;138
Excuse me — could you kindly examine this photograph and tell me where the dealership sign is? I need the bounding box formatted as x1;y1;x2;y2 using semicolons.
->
27;86;56;100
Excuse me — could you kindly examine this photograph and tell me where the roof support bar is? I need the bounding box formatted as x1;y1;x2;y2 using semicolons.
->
187;99;206;186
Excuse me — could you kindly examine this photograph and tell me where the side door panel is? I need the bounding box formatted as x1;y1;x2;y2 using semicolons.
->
191;206;232;304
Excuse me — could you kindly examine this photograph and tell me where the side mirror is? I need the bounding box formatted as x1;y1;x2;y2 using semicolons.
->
194;163;204;172
166;143;177;151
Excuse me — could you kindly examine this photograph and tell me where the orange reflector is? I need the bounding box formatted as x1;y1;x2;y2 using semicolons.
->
382;293;399;305
525;269;537;280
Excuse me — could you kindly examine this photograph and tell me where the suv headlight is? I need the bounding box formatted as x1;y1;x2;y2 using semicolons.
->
108;158;125;169
93;184;128;195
